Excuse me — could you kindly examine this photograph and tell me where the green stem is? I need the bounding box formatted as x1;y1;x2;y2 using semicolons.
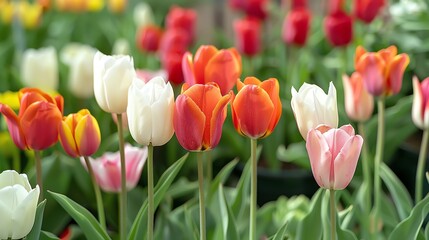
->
117;113;127;240
250;138;257;240
330;189;336;240
373;98;385;233
415;130;429;203
84;156;106;230
34;150;43;202
147;143;154;240
197;152;206;240
12;149;20;172
206;151;212;183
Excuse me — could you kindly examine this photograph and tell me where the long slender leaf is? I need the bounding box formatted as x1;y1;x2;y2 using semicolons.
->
26;200;47;240
218;185;239;240
128;153;189;240
48;191;110;240
40;231;60;240
296;188;324;240
388;195;429;240
207;159;239;203
270;222;288;240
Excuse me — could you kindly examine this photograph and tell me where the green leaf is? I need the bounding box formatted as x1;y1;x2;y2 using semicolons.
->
207;159;239;203
48;191;110;240
26;200;47;240
40;231;60;240
296;188;324;240
270;222;288;240
380;163;413;220
425;224;429;240
277;142;310;169
388;195;429;240
218;185;239;240
128;153;189;240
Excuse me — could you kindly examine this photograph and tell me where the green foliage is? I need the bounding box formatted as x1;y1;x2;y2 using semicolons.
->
27;200;47;240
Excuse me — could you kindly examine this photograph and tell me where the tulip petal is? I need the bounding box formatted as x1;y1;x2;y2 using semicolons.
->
205;49;241;95
194;45;218;84
58;121;79;158
306;129;332;189
333;135;363;190
75;115;101;156
412;76;424;129
182;52;197;85
208;92;231;149
150;83;175;146
356;53;385;96
259;78;282;137
0;104;27;150
354;46;367;68
386;53;410;95
0;171;31;191
125;145;147;190
11;186;39;239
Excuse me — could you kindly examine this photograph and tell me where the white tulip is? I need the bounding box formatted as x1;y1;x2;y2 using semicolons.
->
133;2;154;28
127;76;175;146
291;82;338;140
0;170;40;240
112;38;130;55
21;46;58;91
61;43;97;99
93;51;135;113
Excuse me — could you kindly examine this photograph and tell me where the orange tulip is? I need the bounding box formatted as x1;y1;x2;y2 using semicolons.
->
355;45;410;96
182;45;242;95
231;77;282;139
59;109;101;158
0;88;63;150
173;83;232;151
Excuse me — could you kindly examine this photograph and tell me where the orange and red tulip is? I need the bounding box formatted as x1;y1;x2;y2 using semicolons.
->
173;83;232;151
0;88;63;150
231;77;282;139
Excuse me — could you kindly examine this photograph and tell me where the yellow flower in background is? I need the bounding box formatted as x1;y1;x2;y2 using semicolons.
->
0;1;42;29
0;91;19;110
55;0;86;11
87;0;104;12
0;2;13;24
108;0;126;13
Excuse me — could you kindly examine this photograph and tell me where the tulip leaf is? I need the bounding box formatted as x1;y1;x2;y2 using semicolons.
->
388;195;429;240
296;188;324;240
48;191;110;240
270;221;288;240
26;200;47;240
218;185;239;240
40;231;60;240
128;153;189;240
380;163;413;220
425;224;429;240
207;158;239;203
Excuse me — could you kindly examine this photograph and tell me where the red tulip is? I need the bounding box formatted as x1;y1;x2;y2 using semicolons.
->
244;0;269;20
165;6;197;45
282;7;311;46
233;17;261;56
136;25;163;53
182;45;242;95
173;83;232;151
159;29;189;84
324;0;353;47
353;0;385;24
0;88;63;150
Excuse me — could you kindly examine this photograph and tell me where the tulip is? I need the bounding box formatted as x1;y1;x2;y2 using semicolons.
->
86;0;104;12
353;0;385;24
282;7;311;46
59;109;101;158
231;77;282;139
231;0;269;20
82;144;147;192
93;51;135;114
291;82;338;140
233;17;261;57
0;88;63;150
133;2;154;28
107;0;127;13
165;6;197;44
342;72;374;122
112;38;130;55
182;45;242;95
306;124;363;190
0;170;40;240
0;91;20;110
174;83;232;151
136;69;168;83
324;0;353;47
355;45;410;96
127;76;175;146
136;25;164;53
21;47;58;92
161;51;186;85
412;76;429;130
159;29;189;85
55;0;86;11
61;43;97;99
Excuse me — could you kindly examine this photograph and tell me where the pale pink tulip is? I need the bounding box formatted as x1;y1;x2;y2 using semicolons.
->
342;72;374;122
306;124;363;190
412;76;429;130
81;144;147;192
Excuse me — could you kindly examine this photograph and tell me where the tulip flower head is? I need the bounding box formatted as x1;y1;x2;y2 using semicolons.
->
182;45;242;95
412;76;429;130
0;170;40;240
0;88;64;150
59;109;101;158
233;17;262;57
127;76;175;146
231;77;282;139
282;6;311;46
137;25;164;53
355;45;410;96
324;0;353;47
93;51;136;114
165;6;197;45
174;83;232;151
353;0;385;24
342;72;374;122
291;82;338;140
133;2;154;28
306;125;363;190
82;144;147;193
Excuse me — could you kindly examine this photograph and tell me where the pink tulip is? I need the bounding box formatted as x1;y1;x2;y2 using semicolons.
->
306;124;363;190
342;72;374;122
81;144;147;192
412;76;429;130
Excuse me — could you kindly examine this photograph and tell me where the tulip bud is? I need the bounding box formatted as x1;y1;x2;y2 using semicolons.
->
0;170;40;240
81;144;147;192
21;47;58;91
412;76;429;130
165;6;197;45
136;25;163;53
324;11;353;47
127;76;175;146
232;77;282;139
233;17;261;57
342;72;374;122
291;82;338;140
133;2;154;28
306;125;363;190
353;0;385;24
93;51;135;113
282;7;311;46
112;38;130;55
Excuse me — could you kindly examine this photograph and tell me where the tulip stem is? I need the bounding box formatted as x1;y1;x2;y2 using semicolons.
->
84;156;106;230
330;189;336;240
147;143;154;240
197;152;206;240
117;113;127;240
34;150;43;201
415;129;429;203
206;151;212;183
250;138;257;240
373;98;385;234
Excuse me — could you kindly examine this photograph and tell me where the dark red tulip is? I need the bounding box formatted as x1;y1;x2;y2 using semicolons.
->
234;17;261;56
165;6;197;44
282;7;311;46
136;25;163;53
324;0;352;47
353;0;385;24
